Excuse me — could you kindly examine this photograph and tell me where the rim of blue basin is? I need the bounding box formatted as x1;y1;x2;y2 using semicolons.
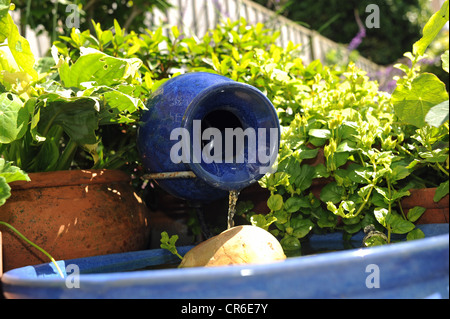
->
2;224;448;299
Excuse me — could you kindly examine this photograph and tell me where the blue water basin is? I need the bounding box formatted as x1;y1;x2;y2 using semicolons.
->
2;224;448;299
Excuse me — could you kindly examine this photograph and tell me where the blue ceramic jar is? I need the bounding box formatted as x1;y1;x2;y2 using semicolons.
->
137;72;280;201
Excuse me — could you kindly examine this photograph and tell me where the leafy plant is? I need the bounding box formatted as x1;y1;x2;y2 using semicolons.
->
1;5;146;176
160;231;182;260
230;5;449;252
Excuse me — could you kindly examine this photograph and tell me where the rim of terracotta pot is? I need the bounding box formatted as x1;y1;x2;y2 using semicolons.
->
9;169;132;190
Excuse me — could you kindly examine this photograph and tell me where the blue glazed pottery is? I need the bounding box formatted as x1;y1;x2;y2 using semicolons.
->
2;224;448;299
137;72;280;201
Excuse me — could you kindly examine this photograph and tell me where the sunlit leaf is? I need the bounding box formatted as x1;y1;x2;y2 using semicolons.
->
0;92;30;143
392;73;448;128
413;0;449;56
6;14;37;80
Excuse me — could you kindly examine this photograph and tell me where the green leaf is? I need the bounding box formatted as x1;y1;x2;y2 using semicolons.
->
418;148;448;163
296;145;319;160
336;140;356;153
0;0;11;43
250;214;277;231
326;200;356;218
280;235;301;251
290;216;314;238
97;89;144;124
0;158;29;206
58;48;142;88
258;171;289;191
33;133;60;171
308;129;331;139
284;196;311;213
316;208;338;228
320;181;344;204
392;73;449;128
442;50;449;73
113;19;123;39
388;213;415;234
413;0;449;56
406;228;425;241
37;94;100;144
267;194;283;211
160;231;182;260
343;222;361;234
425;100;449;128
0;176;10;206
273;209;289;225
389;165;411;182
0;158;29;184
407;206;426;223
292;164;315;191
342;215;360;225
171;25;180;39
0;92;30;143
5;14;37;79
434;180;449;202
374;207;389;227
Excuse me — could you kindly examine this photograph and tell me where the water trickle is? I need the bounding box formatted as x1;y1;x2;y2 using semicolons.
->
227;190;240;229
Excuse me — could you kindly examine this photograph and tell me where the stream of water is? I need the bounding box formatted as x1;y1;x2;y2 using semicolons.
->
227;190;240;229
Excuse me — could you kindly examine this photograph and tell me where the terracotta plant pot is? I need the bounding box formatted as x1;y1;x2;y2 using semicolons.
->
0;169;150;272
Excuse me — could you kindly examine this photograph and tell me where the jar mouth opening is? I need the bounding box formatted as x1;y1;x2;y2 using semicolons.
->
181;82;280;191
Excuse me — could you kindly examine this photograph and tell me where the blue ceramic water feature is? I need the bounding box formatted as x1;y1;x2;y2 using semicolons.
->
137;72;280;201
2;224;448;299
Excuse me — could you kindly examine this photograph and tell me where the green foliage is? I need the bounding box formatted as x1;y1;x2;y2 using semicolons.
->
218;7;448;252
1;12;145;176
160;231;182;260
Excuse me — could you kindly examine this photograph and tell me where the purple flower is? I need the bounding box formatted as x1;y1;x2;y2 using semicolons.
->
348;27;366;51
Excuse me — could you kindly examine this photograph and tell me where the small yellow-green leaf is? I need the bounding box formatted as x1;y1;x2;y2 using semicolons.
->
114;19;123;38
267;194;284;211
171;25;179;39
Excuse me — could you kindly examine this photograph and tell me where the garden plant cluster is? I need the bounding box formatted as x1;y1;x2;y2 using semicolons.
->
1;0;449;255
